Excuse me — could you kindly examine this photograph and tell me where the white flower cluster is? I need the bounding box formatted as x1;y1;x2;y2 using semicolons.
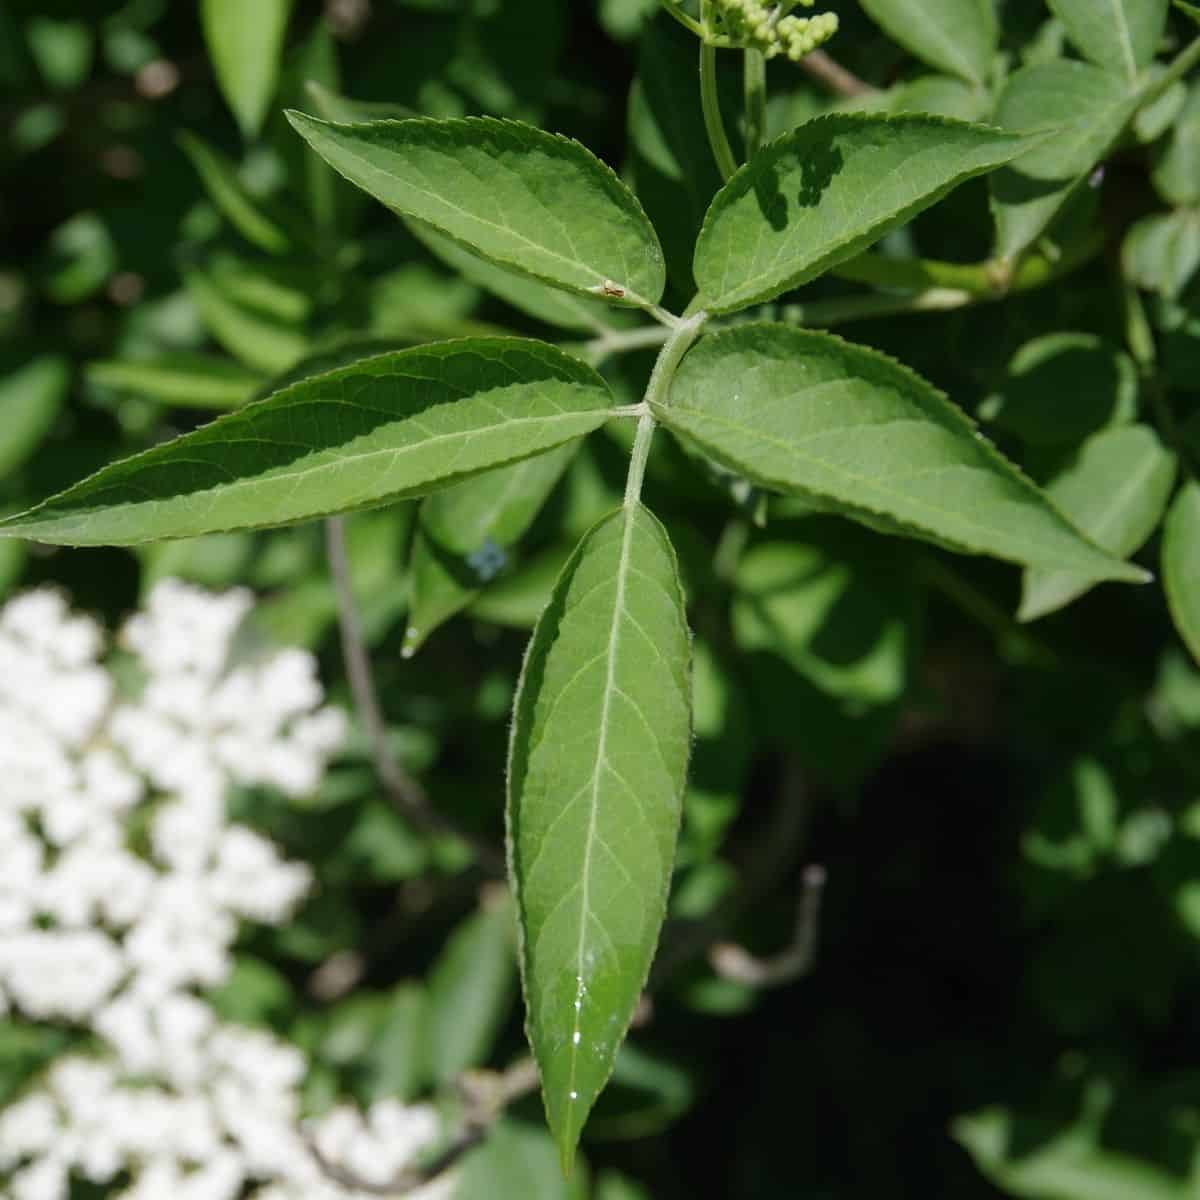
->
710;0;839;61
0;582;450;1200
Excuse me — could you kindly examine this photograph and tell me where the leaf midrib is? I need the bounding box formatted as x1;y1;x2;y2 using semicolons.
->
9;409;612;541
565;500;637;1115
1101;0;1139;78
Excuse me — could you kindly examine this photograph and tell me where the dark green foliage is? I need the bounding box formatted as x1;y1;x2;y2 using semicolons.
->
3;0;1200;1196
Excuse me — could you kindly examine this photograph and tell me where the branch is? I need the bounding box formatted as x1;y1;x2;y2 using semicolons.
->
307;1059;539;1195
797;49;876;98
324;516;505;877
651;755;812;986
709;864;827;987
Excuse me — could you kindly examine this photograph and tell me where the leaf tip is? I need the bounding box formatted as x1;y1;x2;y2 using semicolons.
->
283;108;323;137
400;624;422;659
555;1123;580;1180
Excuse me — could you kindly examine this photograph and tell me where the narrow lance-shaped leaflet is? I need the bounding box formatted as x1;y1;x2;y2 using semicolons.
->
508;503;691;1172
286;112;667;312
693;113;1040;314
653;325;1150;584
0;339;616;546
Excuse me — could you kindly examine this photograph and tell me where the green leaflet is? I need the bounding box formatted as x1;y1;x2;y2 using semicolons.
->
424;899;518;1086
733;534;913;707
692;113;1033;314
201;0;293;139
468;542;575;629
956;1098;1191;1200
982;333;1139;446
0;356;68;477
406;442;579;655
655;324;1148;582
1153;83;1200;206
0;339;615;547
1124;211;1200;299
990;61;1140;261
859;0;997;86
184;266;309;374
86;354;263;411
508;503;691;1171
286;112;666;310
305;79;414;124
178;131;295;255
457;1119;588;1200
1020;425;1177;622
1047;0;1168;80
1164;480;1200;665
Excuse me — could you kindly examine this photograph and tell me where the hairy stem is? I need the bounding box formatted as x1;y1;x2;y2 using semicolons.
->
625;309;709;507
700;38;739;181
744;48;767;159
325;517;505;876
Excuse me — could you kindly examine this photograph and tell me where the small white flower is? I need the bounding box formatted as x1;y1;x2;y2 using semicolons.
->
0;1092;60;1167
0;581;410;1200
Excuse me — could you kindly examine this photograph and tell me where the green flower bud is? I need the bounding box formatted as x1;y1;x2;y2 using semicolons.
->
708;0;838;59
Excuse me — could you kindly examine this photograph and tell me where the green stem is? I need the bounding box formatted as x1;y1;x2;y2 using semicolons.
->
833;230;1105;297
625;310;709;507
1124;282;1199;480
744;48;767;160
778;288;973;326
657;0;704;36
582;324;680;366
700;38;739;182
1141;31;1200;105
584;232;1107;361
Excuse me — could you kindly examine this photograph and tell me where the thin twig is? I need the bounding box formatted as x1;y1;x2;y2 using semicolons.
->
709;864;827;987
307;1058;539;1195
325;517;505;877
797;49;876;97
651;755;812;986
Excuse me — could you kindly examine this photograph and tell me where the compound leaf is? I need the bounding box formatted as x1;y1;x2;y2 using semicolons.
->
693;113;1033;314
508;503;691;1171
655;324;1148;582
0;339;614;546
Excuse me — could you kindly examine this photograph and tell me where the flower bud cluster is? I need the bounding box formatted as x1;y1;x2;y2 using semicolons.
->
709;0;839;60
0;581;451;1200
